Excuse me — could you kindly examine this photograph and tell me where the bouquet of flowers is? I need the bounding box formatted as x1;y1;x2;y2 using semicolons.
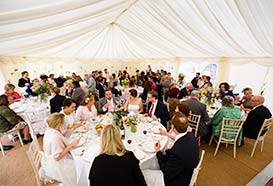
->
121;79;129;87
124;113;141;133
199;86;220;105
31;82;53;95
111;108;128;126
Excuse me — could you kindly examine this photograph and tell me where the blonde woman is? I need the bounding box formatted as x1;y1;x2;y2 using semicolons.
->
89;125;147;186
42;113;79;186
76;94;98;121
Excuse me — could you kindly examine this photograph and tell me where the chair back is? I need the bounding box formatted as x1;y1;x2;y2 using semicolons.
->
257;118;273;140
25;110;49;137
250;117;273;158
219;118;244;142
189;150;205;186
188;114;201;136
26;139;43;186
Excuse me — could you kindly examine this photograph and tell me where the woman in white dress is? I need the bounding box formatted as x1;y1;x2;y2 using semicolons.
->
76;94;98;121
124;89;143;114
60;98;84;137
42;113;79;186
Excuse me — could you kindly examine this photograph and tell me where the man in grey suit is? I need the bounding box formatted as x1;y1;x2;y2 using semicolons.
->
98;89;121;114
183;90;210;137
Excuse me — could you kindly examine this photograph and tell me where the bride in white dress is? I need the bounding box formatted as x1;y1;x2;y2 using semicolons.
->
124;89;143;113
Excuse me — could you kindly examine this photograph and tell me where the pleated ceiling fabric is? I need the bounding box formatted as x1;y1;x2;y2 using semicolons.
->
1;0;273;58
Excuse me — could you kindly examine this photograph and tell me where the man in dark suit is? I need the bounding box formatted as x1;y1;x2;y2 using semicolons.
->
98;89;121;114
183;90;210;137
96;76;106;99
191;72;200;89
155;112;199;186
243;95;272;139
147;91;170;128
178;83;193;99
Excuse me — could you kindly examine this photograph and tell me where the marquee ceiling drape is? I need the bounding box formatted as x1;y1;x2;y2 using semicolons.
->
1;0;273;59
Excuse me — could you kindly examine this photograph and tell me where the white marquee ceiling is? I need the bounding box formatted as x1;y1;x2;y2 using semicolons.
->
1;0;273;59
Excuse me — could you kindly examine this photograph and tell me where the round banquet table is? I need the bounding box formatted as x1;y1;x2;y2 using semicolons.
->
70;115;167;186
9;98;50;135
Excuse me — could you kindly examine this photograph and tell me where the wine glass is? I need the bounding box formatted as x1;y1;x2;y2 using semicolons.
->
143;130;147;135
127;139;132;144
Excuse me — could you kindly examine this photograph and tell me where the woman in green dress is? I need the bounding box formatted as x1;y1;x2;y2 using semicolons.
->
211;96;242;145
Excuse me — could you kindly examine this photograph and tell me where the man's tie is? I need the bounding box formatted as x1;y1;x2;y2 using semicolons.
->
149;103;154;117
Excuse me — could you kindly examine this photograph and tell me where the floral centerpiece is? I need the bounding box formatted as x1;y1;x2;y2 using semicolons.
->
121;79;129;87
199;86;220;106
124;113;141;133
31;81;53;102
111;108;128;127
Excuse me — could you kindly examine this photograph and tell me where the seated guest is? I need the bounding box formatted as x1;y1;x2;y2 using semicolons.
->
239;87;253;112
42;113;78;186
167;87;180;118
175;103;190;117
71;81;86;106
54;74;66;88
98;89;120;114
243;95;272;139
211;96;242;144
64;79;74;98
124;89;143;114
178;82;193;99
89;124;147;186
76;94;98;121
147;91;170;128
60;98;83;136
4;83;21;101
49;87;66;113
155;112;199;186
0;95;31;144
200;75;213;88
183;91;210;137
96;76;106;99
219;82;234;100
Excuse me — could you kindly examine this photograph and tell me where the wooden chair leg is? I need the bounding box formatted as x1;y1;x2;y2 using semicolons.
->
250;140;259;158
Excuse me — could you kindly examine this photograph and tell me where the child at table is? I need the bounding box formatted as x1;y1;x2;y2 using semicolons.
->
41;113;79;186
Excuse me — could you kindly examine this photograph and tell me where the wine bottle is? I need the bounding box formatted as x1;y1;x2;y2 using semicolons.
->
120;124;125;139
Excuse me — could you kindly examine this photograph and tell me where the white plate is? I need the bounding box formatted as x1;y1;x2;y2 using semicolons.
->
90;116;103;123
73;147;86;156
151;126;164;134
134;150;146;160
151;121;161;125
74;125;89;133
142;142;156;153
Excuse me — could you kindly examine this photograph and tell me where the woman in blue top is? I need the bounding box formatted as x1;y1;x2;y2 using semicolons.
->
219;82;234;100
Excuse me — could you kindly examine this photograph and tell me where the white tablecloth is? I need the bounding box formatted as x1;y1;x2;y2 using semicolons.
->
9;99;50;135
70;116;167;186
